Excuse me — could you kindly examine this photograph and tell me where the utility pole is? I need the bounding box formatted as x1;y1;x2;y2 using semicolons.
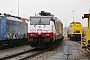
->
35;13;37;16
89;6;90;14
58;15;59;18
18;0;19;17
65;19;68;37
66;19;67;34
72;10;75;22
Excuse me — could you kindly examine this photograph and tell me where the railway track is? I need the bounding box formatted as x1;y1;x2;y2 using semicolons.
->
0;48;51;60
21;42;63;60
0;48;36;60
0;42;62;60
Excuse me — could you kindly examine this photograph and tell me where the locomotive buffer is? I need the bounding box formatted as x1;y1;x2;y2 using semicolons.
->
63;44;72;59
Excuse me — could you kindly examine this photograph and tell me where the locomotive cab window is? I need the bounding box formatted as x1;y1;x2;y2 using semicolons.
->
30;17;50;25
30;18;40;25
41;18;50;25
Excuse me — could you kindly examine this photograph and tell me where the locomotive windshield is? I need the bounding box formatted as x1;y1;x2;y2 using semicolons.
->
30;17;50;25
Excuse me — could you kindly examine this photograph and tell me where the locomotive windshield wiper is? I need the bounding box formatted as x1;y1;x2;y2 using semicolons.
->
34;21;39;27
40;19;46;27
34;18;46;27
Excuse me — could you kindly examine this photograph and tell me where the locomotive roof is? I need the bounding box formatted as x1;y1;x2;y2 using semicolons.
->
0;14;27;22
30;16;52;18
54;17;62;23
7;17;23;22
30;16;62;23
70;21;81;25
0;15;23;22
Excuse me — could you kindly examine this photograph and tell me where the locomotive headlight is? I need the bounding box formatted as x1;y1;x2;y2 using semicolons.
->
88;40;90;44
46;34;49;36
82;38;86;42
30;34;34;36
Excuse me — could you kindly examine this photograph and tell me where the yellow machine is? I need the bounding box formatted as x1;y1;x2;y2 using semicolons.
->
67;22;82;41
81;29;86;48
82;11;90;53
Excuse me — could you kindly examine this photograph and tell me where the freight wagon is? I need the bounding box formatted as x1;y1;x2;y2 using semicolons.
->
0;13;28;49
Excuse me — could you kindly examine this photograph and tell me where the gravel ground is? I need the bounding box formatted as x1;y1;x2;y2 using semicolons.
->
69;40;90;60
30;40;65;60
28;38;90;60
75;44;90;60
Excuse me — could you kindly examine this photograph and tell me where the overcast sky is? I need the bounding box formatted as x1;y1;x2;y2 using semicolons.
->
0;0;90;27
